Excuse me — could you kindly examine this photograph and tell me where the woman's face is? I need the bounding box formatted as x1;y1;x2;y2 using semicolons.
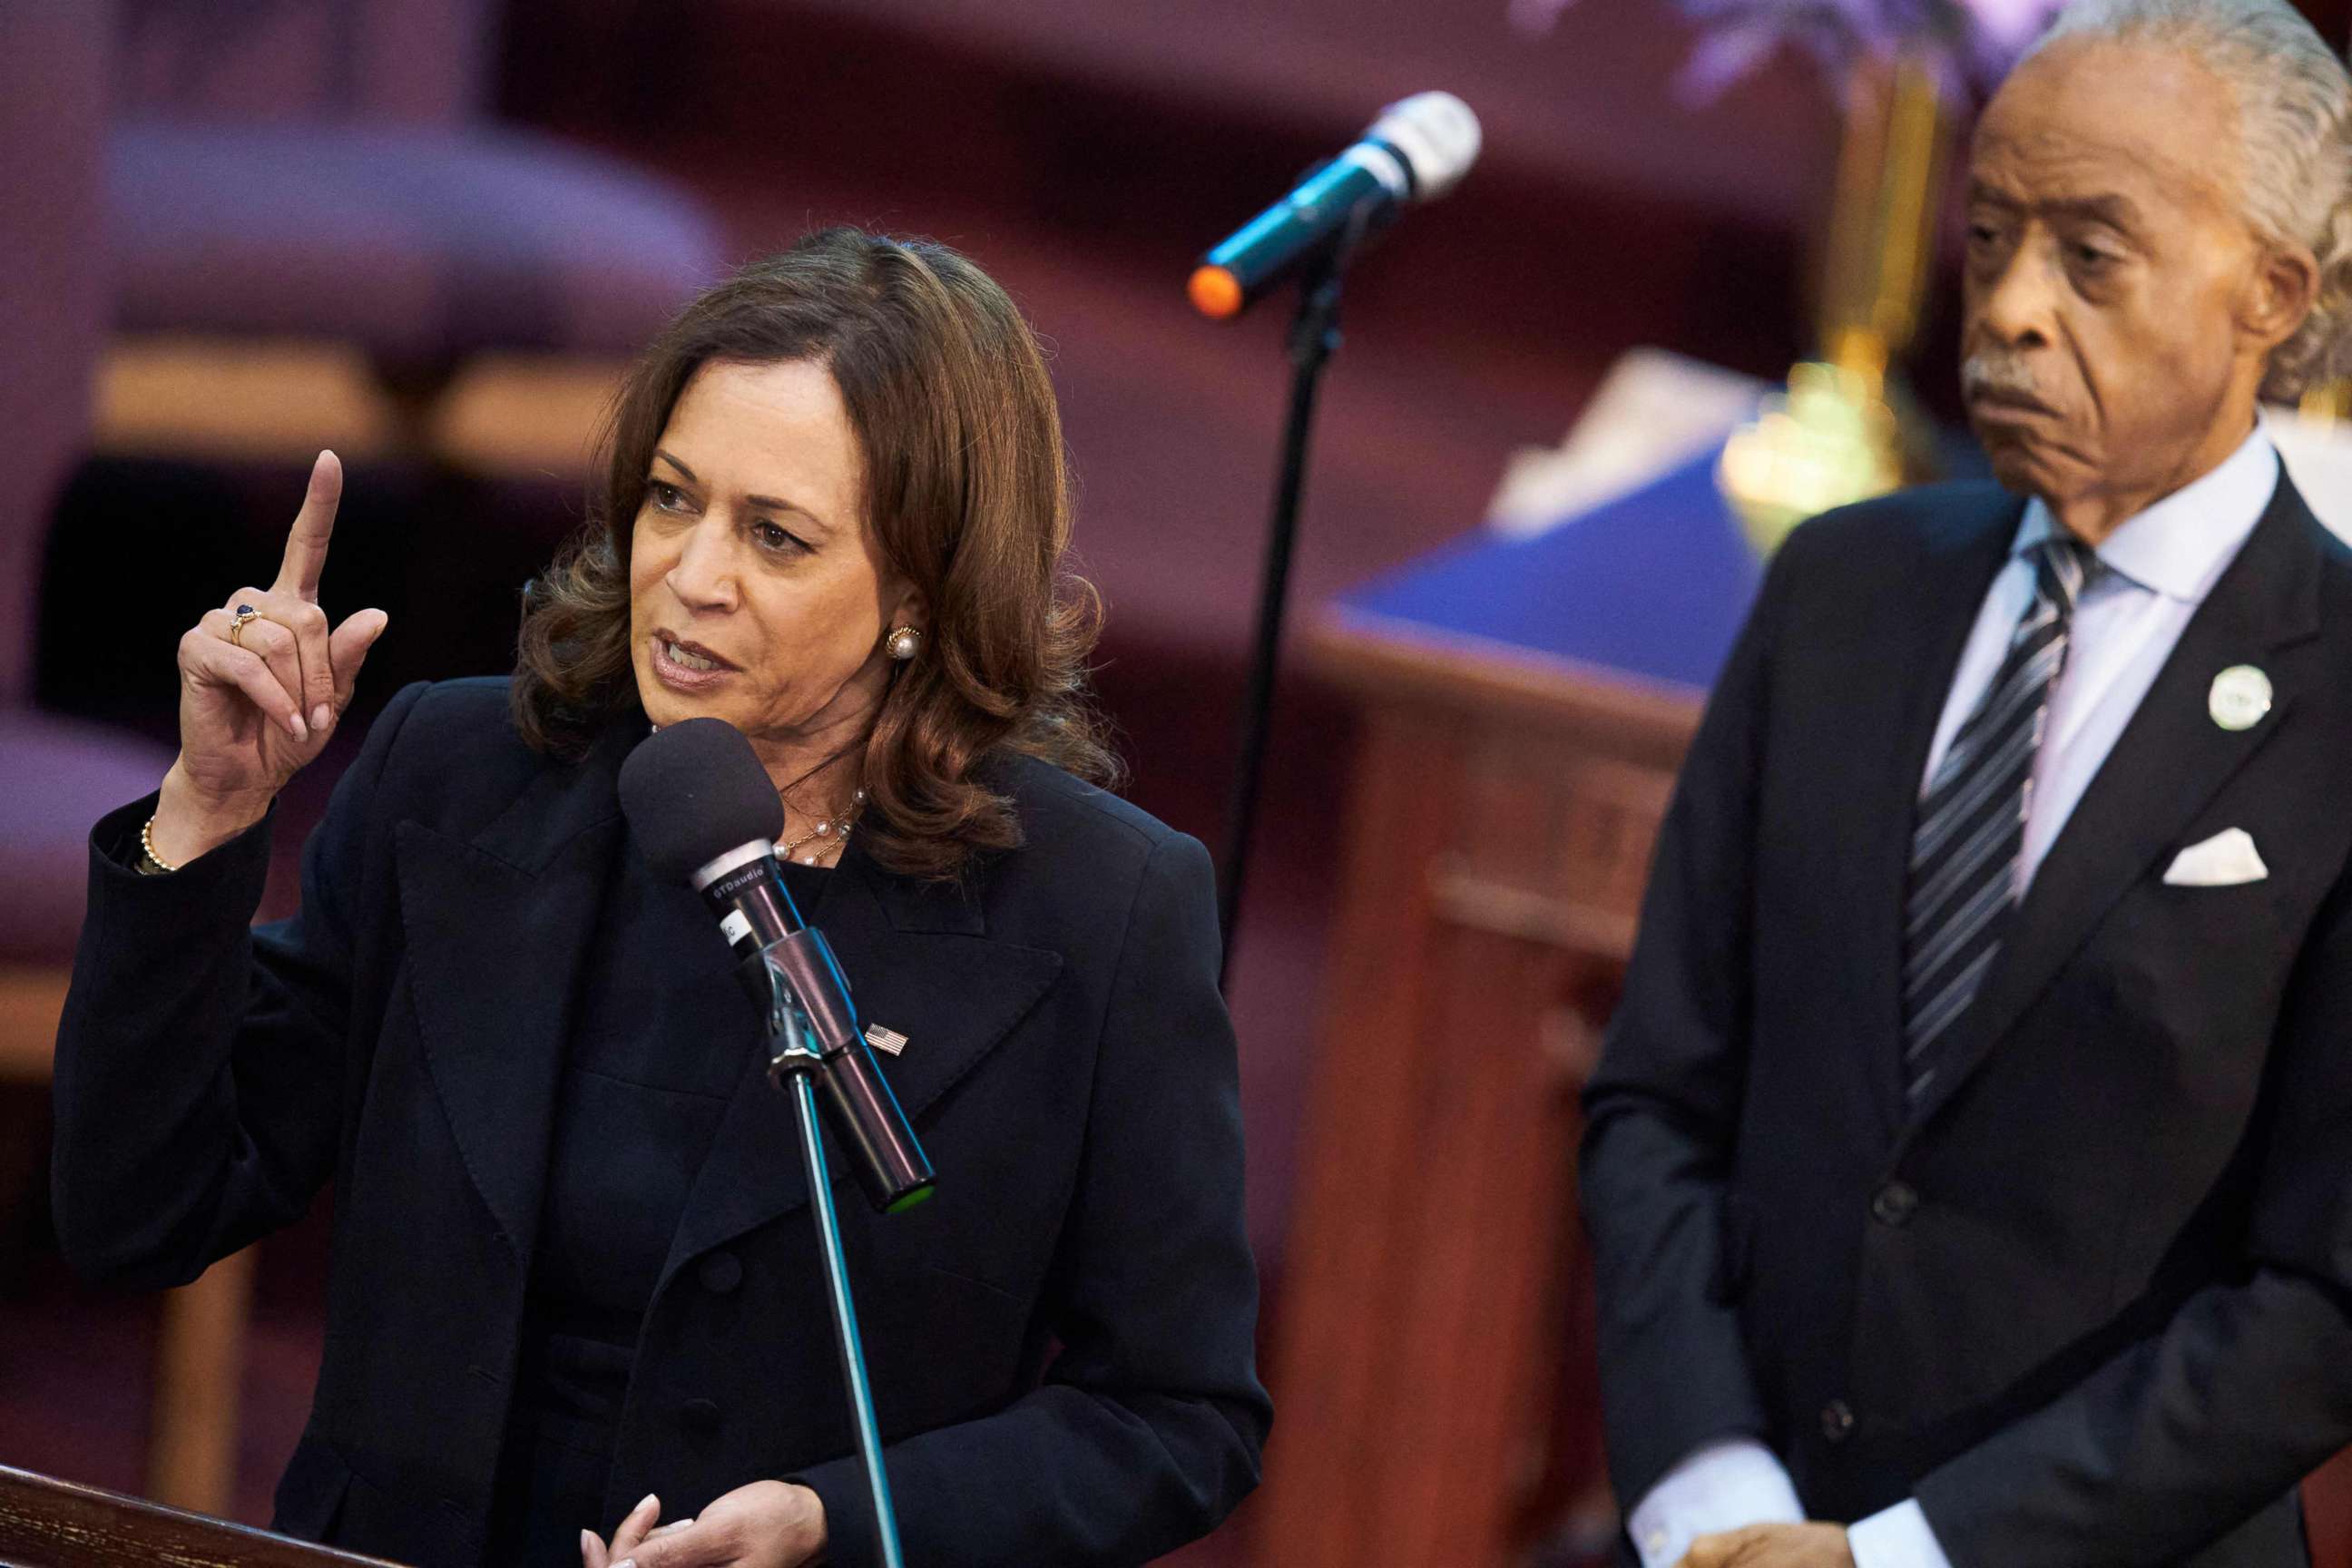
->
628;358;920;771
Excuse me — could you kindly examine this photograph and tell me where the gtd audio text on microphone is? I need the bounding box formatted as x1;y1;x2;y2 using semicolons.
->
618;717;936;1214
1187;90;1481;320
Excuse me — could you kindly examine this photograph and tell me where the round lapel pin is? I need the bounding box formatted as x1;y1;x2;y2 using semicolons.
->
2209;664;2273;731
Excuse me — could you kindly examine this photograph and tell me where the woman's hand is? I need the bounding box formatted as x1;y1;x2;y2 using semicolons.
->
581;1485;828;1568
152;450;389;865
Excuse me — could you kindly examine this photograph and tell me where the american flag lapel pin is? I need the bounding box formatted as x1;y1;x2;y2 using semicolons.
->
863;1023;910;1057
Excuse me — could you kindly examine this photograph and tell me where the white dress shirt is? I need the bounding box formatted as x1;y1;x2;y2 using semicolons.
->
1627;424;2280;1568
1919;425;2280;886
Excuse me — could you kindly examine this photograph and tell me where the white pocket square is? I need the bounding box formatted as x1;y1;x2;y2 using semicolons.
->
2162;828;2269;887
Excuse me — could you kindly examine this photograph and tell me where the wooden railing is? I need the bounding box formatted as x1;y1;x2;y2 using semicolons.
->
0;1465;397;1568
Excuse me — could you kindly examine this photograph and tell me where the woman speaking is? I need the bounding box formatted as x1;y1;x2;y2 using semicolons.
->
50;229;1269;1568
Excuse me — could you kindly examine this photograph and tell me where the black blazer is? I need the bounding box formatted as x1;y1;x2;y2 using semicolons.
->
51;678;1269;1568
1582;472;2352;1567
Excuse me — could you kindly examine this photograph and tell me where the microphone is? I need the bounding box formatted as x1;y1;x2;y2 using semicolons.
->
1187;91;1481;320
620;719;936;1215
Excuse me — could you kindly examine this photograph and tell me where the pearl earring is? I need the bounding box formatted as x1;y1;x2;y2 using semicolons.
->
885;625;923;662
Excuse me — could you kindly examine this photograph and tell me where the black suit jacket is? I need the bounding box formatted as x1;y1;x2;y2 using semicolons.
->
1582;471;2352;1566
51;678;1269;1568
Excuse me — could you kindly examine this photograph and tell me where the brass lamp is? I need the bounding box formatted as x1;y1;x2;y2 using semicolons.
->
1721;53;1955;552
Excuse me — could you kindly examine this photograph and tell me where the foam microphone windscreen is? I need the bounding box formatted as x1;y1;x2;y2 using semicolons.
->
617;718;786;882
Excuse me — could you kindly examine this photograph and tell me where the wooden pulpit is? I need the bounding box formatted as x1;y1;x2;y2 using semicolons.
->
0;1465;395;1568
1256;456;1752;1568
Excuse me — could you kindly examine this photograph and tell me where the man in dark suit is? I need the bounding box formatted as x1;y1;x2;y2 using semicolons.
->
1582;4;2352;1565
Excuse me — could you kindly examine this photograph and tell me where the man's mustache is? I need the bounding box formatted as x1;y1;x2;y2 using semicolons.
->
1963;353;2043;400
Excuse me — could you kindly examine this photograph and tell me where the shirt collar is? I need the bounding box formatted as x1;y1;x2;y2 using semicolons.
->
2013;424;2278;603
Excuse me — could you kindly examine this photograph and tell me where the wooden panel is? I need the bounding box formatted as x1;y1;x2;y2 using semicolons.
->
1310;612;1702;770
1;965;258;1524
1257;710;1470;1568
0;967;68;1083
2311;1446;2352;1568
145;1252;259;1518
96;338;619;476
1256;632;1697;1568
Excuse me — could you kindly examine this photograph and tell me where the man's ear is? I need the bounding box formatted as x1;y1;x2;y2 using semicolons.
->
2240;239;2320;356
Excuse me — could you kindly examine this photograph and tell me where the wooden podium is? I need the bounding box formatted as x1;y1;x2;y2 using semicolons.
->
1254;456;1753;1568
0;1465;396;1568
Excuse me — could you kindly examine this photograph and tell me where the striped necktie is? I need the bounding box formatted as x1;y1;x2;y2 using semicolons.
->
1901;533;2100;1108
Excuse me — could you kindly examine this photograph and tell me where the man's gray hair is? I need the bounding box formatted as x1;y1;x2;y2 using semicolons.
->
2035;0;2352;400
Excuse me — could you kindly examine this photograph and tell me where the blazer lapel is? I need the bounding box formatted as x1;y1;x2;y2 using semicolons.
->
1902;468;2326;1134
1843;493;2024;1137
394;720;636;1259
656;838;1064;1291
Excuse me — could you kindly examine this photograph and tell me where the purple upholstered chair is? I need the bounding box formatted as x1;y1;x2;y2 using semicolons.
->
0;3;208;1508
0;2;178;998
110;0;721;385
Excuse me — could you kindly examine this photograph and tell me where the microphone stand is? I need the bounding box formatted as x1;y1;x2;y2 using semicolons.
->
1217;199;1380;979
745;944;908;1568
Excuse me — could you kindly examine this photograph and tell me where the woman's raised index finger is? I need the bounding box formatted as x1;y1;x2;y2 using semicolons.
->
273;450;344;601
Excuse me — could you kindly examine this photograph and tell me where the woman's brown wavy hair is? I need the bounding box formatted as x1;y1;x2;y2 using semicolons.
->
512;227;1118;880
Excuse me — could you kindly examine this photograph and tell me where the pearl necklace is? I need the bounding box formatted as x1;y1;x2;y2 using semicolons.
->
778;788;867;866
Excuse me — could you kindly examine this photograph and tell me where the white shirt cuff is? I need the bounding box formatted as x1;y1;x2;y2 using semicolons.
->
1846;1499;1952;1568
1626;1438;1805;1568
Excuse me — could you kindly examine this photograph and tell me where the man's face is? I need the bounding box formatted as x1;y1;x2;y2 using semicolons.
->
1961;39;2266;512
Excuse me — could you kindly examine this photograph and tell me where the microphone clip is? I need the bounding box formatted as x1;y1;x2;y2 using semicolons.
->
732;926;937;1215
735;926;858;1071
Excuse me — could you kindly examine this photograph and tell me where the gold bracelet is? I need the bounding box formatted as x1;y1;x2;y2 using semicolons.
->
138;816;181;876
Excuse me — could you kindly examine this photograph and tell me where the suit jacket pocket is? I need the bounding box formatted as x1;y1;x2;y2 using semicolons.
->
270;1430;352;1544
1710;1192;1761;1306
